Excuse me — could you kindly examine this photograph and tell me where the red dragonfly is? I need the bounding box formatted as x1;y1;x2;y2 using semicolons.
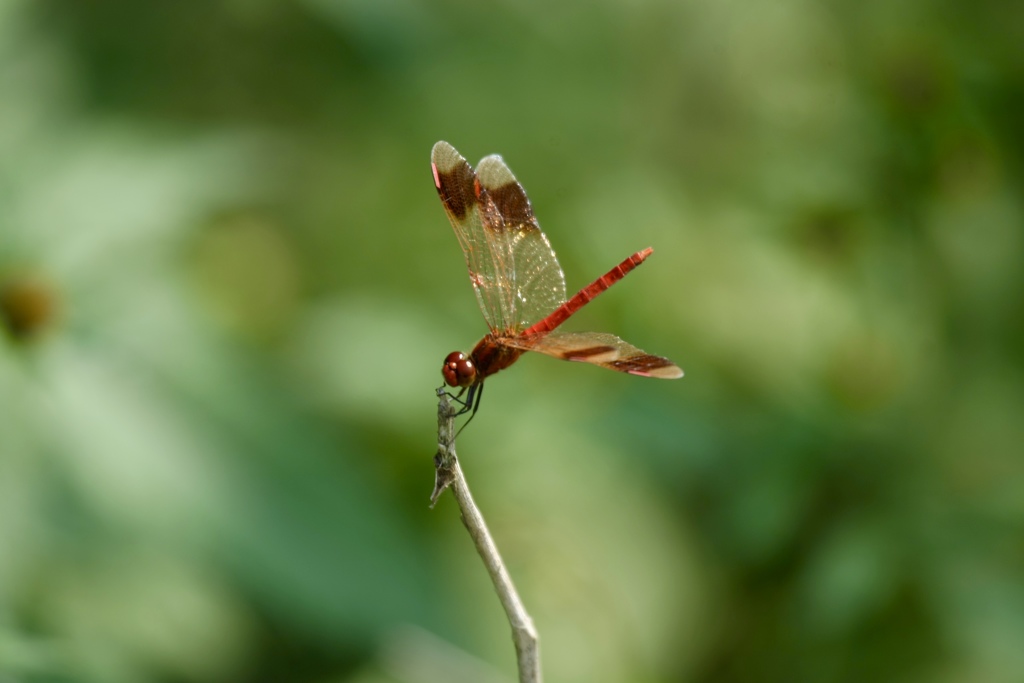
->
432;141;683;422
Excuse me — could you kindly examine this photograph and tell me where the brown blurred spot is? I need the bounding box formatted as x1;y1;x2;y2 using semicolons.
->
0;275;58;342
794;207;860;263
882;52;948;117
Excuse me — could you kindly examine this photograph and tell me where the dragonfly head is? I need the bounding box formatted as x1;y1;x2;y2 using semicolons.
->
442;351;476;388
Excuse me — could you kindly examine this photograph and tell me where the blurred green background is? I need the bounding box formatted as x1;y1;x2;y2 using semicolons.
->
1;0;1022;682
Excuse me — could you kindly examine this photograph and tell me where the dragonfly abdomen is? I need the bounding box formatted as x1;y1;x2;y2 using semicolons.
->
521;248;653;337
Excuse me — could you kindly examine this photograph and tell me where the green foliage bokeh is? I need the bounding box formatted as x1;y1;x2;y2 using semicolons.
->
1;1;1022;682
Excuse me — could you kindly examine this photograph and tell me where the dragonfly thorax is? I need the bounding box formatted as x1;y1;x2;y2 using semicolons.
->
442;351;476;388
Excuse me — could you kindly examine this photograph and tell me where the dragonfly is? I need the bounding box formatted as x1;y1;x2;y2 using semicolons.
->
432;141;683;425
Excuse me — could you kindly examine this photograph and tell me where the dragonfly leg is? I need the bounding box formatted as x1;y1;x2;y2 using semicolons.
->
435;382;484;436
438;384;471;411
454;382;484;437
455;382;480;415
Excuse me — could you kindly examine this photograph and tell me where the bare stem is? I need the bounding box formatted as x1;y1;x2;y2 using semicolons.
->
432;388;542;683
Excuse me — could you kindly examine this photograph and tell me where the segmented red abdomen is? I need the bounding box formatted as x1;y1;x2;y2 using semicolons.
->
520;248;653;338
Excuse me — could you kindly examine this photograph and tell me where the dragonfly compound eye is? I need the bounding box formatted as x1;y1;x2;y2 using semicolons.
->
442;351;476;387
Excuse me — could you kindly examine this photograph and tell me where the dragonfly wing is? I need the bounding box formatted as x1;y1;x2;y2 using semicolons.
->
475;153;567;331
432;141;514;332
505;330;684;379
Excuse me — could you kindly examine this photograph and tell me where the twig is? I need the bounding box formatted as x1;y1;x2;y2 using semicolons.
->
431;388;542;683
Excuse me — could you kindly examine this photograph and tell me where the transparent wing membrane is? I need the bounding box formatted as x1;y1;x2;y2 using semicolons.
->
506;331;684;379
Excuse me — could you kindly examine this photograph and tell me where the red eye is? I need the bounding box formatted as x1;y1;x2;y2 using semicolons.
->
442;351;476;387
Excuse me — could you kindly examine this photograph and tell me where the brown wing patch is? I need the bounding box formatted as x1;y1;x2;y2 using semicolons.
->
475;154;535;231
562;345;619;363
608;354;684;378
505;330;684;379
431;141;477;220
